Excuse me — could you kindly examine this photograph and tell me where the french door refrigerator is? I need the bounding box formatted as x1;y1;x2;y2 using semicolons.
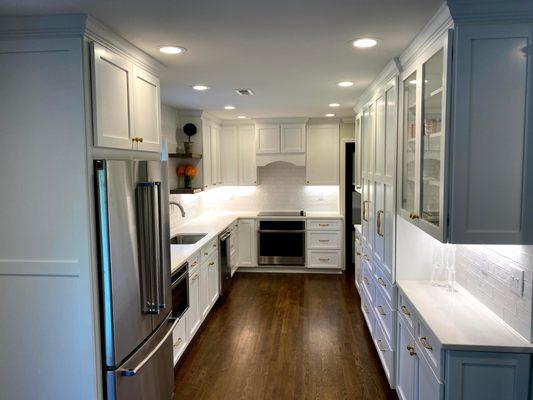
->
94;159;175;400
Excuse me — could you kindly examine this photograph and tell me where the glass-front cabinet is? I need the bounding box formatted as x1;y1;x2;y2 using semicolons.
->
398;33;451;242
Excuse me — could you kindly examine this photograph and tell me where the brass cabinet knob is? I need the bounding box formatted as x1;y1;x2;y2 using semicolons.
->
138;137;144;143
420;337;433;350
407;345;417;356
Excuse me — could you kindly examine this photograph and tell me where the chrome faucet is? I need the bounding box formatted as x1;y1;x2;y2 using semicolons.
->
169;201;186;218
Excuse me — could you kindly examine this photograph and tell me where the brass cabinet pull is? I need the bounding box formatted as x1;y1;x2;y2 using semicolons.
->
362;201;369;221
356;252;362;256
376;209;384;236
377;277;386;287
173;338;182;347
209;262;215;266
407;345;417;357
420;336;433;350
363;254;370;261
318;239;330;242
362;304;369;313
377;305;386;316
138;137;144;143
213;243;217;247
319;223;330;227
409;212;419;220
401;305;411;316
363;277;370;285
204;252;209;256
376;339;386;352
318;258;330;262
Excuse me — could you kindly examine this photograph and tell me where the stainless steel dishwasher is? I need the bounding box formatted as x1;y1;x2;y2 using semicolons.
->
218;228;232;296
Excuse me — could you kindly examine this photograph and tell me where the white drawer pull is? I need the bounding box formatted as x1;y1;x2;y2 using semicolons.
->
377;305;386;316
401;305;411;316
318;257;330;262
420;336;433;350
376;339;386;352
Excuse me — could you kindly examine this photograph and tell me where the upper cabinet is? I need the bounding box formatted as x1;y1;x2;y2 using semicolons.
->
306;124;339;185
220;126;239;185
281;124;306;153
91;42;162;153
220;124;257;186
398;34;451;242
256;124;280;154
256;123;305;154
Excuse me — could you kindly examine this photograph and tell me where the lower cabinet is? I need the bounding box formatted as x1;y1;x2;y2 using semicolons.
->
396;314;417;400
199;260;210;319
172;312;188;365
186;267;201;339
207;252;220;305
237;219;257;267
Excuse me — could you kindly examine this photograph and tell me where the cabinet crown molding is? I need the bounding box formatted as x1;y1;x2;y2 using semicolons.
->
447;0;533;23
0;14;163;74
253;117;309;125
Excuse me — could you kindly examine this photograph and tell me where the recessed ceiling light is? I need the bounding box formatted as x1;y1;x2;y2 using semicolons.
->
353;38;378;48
159;46;186;54
325;113;335;117
224;105;236;110
192;84;210;91
329;103;341;108
337;81;354;88
237;115;247;119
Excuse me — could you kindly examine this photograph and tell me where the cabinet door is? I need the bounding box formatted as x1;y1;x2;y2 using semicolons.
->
237;219;257;267
256;124;280;154
210;123;221;185
187;271;201;338
374;94;386;180
207;254;220;306
199;262;210;319
396;315;417;400
91;42;134;150
355;115;362;191
446;351;531;400
418;344;443;400
202;122;212;189
220;126;239;185
306;124;339;185
238;125;257;185
281;123;305;153
399;69;420;223
132;66;161;152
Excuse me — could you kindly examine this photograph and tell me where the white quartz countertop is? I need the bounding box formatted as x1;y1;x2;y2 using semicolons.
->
397;280;533;353
170;211;344;273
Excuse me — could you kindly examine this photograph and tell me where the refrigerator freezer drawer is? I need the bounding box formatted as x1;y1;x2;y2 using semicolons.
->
106;317;177;400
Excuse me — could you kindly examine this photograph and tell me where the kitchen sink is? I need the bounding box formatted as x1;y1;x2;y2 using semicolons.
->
170;233;207;245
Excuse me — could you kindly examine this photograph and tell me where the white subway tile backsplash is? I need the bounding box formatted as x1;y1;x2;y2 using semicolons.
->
455;245;533;341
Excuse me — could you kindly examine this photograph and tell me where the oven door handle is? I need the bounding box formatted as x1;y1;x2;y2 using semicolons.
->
171;272;188;290
258;229;305;233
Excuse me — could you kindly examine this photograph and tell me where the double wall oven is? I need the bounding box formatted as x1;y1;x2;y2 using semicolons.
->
257;211;306;266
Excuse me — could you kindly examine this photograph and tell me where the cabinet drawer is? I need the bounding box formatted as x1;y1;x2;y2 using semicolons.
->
374;263;393;306
187;252;200;271
307;231;341;249
307;219;342;231
398;291;416;336
307;250;341;269
361;260;375;303
374;288;394;344
373;312;394;385
361;285;375;334
418;320;442;378
172;313;188;365
200;238;218;262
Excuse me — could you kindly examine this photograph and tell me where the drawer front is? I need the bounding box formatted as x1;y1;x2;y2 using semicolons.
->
307;250;341;269
361;261;375;303
187;252;200;271
418;320;442;378
374;288;394;344
361;243;373;265
374;262;394;306
373;312;394;385
307;231;341;249
398;291;416;336
361;285;375;334
307;219;342;231
172;313;188;364
200;238;218;262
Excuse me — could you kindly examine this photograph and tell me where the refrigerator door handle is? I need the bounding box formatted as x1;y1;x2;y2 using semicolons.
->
119;317;179;377
151;182;165;310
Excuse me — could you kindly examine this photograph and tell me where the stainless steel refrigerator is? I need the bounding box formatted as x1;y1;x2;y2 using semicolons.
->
94;159;175;400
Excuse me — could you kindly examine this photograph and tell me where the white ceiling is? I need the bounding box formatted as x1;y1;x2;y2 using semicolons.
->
0;0;442;119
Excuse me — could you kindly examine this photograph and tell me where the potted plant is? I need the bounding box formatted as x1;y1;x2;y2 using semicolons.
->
176;164;198;189
183;123;197;154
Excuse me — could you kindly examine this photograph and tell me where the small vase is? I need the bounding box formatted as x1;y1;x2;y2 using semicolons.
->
184;141;194;154
184;176;192;189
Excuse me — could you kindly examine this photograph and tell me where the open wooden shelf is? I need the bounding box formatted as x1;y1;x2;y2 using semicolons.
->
170;188;203;194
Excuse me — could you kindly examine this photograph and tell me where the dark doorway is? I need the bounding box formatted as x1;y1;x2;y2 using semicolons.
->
345;143;361;273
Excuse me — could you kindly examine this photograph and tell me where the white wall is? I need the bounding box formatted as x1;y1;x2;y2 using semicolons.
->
396;217;533;341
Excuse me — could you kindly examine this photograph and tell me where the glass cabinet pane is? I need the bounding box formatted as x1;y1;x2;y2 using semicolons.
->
401;71;417;213
421;49;444;227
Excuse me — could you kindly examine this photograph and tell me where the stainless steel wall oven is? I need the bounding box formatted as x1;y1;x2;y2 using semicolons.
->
258;219;305;266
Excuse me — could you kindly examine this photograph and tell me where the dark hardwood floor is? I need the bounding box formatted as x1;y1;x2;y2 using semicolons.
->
174;272;398;400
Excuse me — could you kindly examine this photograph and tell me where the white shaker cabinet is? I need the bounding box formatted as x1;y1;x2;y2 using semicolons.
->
396;315;417;400
201;121;212;189
187;267;201;339
132;66;161;152
220;126;239;185
256;124;280;154
206;252;220;307
237;219;257;267
280;123;306;153
238;125;257;185
91;42;134;150
210;123;221;186
306;124;339;185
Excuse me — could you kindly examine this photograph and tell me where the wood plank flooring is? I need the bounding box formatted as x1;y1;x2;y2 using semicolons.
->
174;272;398;400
